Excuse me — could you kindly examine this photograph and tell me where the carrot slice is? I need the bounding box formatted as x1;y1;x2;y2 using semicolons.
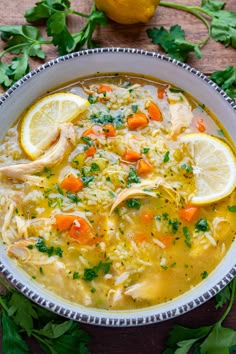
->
85;145;96;157
158;88;165;99
179;205;199;222
195;118;206;132
140;212;154;224
137;159;153;175
82;127;96;137
98;85;113;94
103;124;116;137
127;113;148;130
135;233;148;244
159;235;173;248
61;174;83;193
54;214;75;231
148;101;162;121
123;149;142;162
69;217;96;245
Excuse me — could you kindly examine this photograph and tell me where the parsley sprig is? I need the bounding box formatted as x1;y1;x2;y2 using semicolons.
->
148;0;236;62
0;277;90;354
0;0;107;88
163;278;236;353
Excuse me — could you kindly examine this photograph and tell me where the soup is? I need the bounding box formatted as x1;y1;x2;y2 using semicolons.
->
0;74;235;310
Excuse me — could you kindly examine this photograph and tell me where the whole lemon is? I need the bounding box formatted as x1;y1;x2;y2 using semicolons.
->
95;0;160;24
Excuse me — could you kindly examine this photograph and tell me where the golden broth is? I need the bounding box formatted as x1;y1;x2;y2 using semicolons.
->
0;74;235;310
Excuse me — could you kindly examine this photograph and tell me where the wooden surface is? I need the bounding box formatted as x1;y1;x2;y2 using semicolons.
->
0;0;236;353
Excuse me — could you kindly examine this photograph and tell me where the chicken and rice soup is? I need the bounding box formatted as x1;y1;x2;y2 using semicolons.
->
0;74;235;310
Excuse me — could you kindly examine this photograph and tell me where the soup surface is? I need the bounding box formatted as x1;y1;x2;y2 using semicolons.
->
0;74;235;310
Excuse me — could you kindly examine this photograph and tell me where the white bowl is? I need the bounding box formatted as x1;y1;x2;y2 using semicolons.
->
0;48;235;326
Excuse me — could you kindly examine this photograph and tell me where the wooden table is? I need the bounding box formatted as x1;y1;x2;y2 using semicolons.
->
0;1;235;353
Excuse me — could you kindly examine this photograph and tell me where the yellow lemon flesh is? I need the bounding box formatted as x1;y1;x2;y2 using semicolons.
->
181;133;236;205
21;93;90;160
95;0;160;24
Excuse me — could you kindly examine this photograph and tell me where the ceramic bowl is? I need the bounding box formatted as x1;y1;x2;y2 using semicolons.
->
0;48;235;327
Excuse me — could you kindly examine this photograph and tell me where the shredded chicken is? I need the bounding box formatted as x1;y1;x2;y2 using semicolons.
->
8;239;35;262
0;123;76;182
125;274;161;301
1;201;16;245
110;176;179;214
166;88;193;138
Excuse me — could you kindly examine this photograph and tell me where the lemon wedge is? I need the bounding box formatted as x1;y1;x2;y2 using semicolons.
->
181;133;236;205
20;93;90;159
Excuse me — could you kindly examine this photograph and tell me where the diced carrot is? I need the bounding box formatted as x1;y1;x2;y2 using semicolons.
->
196;118;206;132
85;145;96;157
54;214;75;231
61;174;83;193
159;235;173;248
69;217;96;245
127;113;149;130
135;233;148;244
98;85;113;94
158;88;165;99
82;127;96;137
148;101;162;121
179;205;199;222
103;124;116;137
137;159;153;175
140;212;154;224
123;149;142;162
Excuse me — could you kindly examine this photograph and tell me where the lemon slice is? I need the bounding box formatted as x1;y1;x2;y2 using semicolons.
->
181;133;236;205
21;93;90;159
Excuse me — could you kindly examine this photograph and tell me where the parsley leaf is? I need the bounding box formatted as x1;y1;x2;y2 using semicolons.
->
1;310;29;354
0;277;91;354
35;238;63;257
164;278;236;354
210;66;236;99
183;226;191;248
228;205;236;212
127;167;140;186
90;112;124;128
83;261;112;281
195;218;209;232
126;198;141;209
147;25;203;62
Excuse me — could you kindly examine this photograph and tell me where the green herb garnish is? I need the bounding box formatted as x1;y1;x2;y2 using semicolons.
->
195;218;209;232
126;198;141;209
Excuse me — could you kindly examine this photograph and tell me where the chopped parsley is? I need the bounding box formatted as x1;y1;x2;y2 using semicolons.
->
90;112;124;128
66;191;81;204
81;176;95;186
126;198;141;210
195;218;209;232
228;205;236;212
83;261;112;281
81;136;93;147
161;265;168;270
183;226;191;248
53;183;64;195
169;88;184;94
73;272;80;279
88;94;98;104
143;147;150;154
35;238;63;258
163;151;170;163
43;167;55;179
131;104;138;113
201;271;208;279
180;163;193;173
127;167;140;186
39;267;44;275
168;219;179;233
90;162;100;172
